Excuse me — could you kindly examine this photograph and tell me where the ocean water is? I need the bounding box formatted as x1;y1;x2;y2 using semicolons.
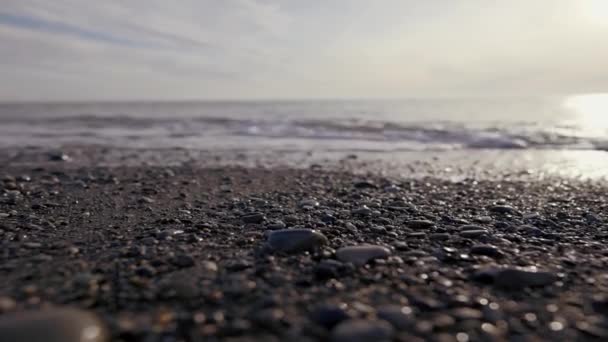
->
1;95;608;153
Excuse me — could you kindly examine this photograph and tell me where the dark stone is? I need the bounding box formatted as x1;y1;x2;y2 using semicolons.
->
330;319;393;342
407;220;435;229
311;304;351;329
336;245;391;266
242;212;265;224
0;308;107;342
266;229;328;253
470;245;504;258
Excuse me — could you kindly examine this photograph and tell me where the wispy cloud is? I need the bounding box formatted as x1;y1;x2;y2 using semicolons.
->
0;0;607;100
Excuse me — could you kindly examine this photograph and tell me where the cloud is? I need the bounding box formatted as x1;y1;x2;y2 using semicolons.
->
0;0;607;100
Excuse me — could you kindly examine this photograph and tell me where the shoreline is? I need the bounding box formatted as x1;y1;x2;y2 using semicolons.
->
2;145;608;182
2;151;608;340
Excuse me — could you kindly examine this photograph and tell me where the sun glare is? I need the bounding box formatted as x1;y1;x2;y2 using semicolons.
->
564;93;608;131
579;0;608;27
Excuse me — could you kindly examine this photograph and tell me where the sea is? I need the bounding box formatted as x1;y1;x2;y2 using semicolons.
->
1;95;608;179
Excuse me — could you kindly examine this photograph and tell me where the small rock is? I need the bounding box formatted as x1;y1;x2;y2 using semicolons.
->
314;259;345;279
489;205;518;214
242;212;265;224
311;304;351;329
267;229;328;253
473;267;558;289
299;199;319;208
352;206;372;216
267;221;286;230
49;152;70;162
429;233;450;241
470;245;504;258
495;268;557;289
336;245;391;266
353;180;377;189
138;196;154;204
0;308;107;342
0;297;16;313
331;319;394;342
171;254;195;268
377;305;414;329
407;220;435;229
459;230;488;239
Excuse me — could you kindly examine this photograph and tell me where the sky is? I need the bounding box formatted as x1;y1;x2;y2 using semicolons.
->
1;0;608;101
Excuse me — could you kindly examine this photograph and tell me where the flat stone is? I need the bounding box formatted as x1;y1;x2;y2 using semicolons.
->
470;245;504;258
331;319;393;342
407;220;435;229
429;233;450;241
336;245;391;266
489;205;518;214
353;180;377;189
171;254;195;268
473;267;558;289
267;229;328;253
494;268;558;289
459;224;487;231
377;305;414;329
459;230;488;239
352;206;372;216
311;304;351;329
299;199;319;208
242;212;265;224
0;308;107;342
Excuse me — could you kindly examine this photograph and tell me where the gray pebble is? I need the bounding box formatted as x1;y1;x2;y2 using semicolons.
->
377;305;414;329
459;230;488;239
407;220;435;229
267;229;328;253
336;245;391;266
352;206;372;216
242;212;265;224
0;308;107;342
494;268;558;289
331;319;393;342
470;245;504;258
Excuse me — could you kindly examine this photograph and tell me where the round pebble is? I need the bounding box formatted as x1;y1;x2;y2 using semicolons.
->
336;245;391;266
0;308;107;342
267;229;328;253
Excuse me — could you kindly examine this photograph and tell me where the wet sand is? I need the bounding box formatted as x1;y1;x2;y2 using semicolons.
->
1;148;608;341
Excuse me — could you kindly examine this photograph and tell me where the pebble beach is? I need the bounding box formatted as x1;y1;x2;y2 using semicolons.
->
1;147;608;341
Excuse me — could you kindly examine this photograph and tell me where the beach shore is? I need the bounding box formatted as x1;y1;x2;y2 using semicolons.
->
1;147;608;341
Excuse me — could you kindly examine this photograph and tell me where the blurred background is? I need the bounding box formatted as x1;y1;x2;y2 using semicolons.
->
1;1;608;177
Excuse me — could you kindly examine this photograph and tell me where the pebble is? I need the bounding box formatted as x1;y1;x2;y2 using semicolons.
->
470;245;504;258
489;205;518;214
377;305;414;329
331;319;393;342
311;304;351;329
353;180;377;189
299;199;319;208
474;267;558;289
459;230;488;239
242;212;265;224
267;221;286;230
336;245;391;266
459;224;487;231
352;206;372;216
171;254;195;268
266;229;328;253
0;308;107;342
48;152;70;162
407;220;435;229
429;233;450;241
0;297;16;313
494;268;558;289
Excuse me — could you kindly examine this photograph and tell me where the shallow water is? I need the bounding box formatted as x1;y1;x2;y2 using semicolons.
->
1;95;608;152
